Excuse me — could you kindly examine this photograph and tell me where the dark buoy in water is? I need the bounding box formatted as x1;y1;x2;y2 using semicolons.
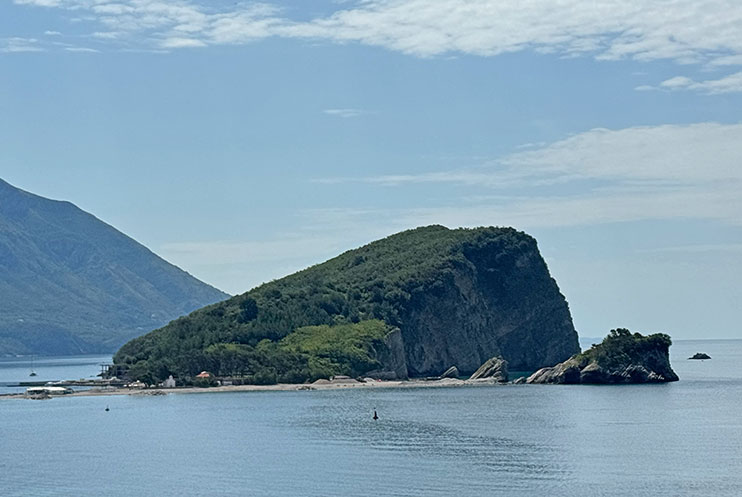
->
105;406;110;412
373;410;378;420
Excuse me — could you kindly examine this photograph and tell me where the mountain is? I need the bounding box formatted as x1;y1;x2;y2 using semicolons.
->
0;178;229;356
114;225;579;384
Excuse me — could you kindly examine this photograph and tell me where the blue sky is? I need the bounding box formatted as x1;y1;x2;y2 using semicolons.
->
2;0;741;339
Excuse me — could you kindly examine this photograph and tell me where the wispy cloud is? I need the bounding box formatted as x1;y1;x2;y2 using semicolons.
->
160;234;357;294
637;244;742;254
1;37;44;53
322;108;368;118
91;31;121;40
315;122;742;228
64;46;99;53
637;72;742;94
160;37;206;49
11;0;742;70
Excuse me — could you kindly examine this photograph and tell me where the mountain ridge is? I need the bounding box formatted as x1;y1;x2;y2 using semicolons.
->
0;178;229;356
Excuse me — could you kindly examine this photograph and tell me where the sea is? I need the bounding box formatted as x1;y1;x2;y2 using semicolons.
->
1;339;740;497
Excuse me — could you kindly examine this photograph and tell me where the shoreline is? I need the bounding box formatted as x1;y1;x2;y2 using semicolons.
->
1;377;510;400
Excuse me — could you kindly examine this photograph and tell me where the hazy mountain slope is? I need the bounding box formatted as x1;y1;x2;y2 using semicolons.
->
0;178;229;356
115;225;579;383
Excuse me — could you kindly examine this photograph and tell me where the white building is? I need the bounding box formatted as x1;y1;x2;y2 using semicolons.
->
26;386;73;395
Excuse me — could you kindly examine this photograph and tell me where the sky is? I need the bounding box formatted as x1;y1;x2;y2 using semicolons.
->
1;0;741;340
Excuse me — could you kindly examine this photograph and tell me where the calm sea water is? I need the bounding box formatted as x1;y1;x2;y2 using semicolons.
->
1;340;740;497
0;355;112;394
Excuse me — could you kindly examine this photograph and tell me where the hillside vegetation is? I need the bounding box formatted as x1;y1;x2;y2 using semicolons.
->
0;178;229;355
115;225;579;384
527;328;678;384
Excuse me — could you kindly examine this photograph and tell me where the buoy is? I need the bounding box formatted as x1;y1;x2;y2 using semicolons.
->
373;410;378;420
105;406;110;412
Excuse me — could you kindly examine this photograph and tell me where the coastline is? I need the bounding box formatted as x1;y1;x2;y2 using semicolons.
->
0;377;511;400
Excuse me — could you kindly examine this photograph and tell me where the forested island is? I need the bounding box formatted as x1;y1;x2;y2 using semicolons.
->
113;225;580;385
527;328;678;384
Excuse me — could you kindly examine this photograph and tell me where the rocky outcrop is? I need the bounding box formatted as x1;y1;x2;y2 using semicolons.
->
365;328;409;380
689;353;711;360
440;366;460;379
527;329;679;384
468;357;509;382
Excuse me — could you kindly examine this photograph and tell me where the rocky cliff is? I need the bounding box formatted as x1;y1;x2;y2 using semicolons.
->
115;225;580;383
399;232;578;374
527;328;678;384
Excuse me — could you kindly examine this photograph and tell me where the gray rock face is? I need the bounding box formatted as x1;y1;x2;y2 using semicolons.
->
527;359;680;384
526;358;581;384
440;366;460;379
401;233;579;376
469;356;509;382
365;328;409;380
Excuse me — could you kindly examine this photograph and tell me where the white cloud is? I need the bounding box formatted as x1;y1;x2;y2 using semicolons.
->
322;108;367;118
160;37;206;48
1;37;44;53
316;123;742;228
655;72;742;94
14;0;62;6
91;31;121;39
710;55;742;67
11;0;742;69
64;46;99;53
44;30;61;36
498;123;742;185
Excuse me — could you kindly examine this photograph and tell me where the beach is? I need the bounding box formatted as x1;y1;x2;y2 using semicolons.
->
1;377;507;400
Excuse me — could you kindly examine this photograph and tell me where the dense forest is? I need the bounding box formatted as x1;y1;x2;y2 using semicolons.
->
114;225;570;384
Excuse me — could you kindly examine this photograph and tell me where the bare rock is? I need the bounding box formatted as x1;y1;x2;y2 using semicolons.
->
440;366;460;379
689;353;711;360
469;356;508;382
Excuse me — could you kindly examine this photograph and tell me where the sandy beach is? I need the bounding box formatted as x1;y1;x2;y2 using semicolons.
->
2;377;510;400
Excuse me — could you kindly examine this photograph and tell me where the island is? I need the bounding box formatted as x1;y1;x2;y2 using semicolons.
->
527;328;679;384
688;352;711;360
110;225;580;386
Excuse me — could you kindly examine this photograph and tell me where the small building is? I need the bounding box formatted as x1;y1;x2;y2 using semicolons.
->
329;375;358;384
26;386;73;395
161;375;176;388
196;371;212;379
127;380;146;389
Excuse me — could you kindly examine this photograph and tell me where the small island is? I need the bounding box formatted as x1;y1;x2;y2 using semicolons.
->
688;352;711;360
527;328;679;384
